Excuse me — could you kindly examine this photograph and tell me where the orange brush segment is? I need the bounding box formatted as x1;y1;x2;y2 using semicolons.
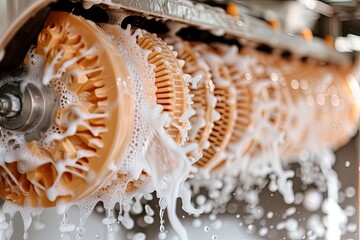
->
194;46;237;170
136;31;189;144
0;12;134;207
172;38;216;154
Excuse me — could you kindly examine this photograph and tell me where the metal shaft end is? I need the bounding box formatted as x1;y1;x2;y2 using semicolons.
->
0;93;21;118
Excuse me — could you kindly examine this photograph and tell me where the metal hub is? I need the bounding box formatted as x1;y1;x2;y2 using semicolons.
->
0;82;55;141
0;92;21;117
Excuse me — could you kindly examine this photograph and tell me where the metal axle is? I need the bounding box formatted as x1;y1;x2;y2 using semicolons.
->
0;93;21;117
0;82;55;141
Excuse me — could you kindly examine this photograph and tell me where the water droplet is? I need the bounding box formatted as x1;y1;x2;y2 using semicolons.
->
303;189;322;212
285;218;298;232
347;223;357;232
211;234;218;240
276;221;286;230
144;193;153;201
345;161;350;167
285;207;296;217
209;214;217;221
253;206;264;219
247;224;255;233
132;232;146;240
294;192;304;205
144;215;154;224
204;225;210;232
145;205;154;216
192;219;202;228
291;79;299;89
259;227;268;237
212;219;223;230
158;232;167;240
345;205;356;217
345;186;356;198
102;217;116;226
270;73;279;82
245;190;259;205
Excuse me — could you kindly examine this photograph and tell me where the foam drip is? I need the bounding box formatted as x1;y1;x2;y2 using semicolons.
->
307;149;347;240
2;201;43;240
144;105;198;240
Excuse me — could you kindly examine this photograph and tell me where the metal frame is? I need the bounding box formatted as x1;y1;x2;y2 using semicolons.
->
0;0;351;65
0;0;53;55
106;0;350;65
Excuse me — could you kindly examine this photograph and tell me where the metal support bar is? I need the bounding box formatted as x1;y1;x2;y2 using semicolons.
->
100;0;350;65
0;0;53;54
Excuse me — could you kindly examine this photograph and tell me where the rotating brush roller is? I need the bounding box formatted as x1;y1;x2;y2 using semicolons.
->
276;57;360;158
165;36;217;160
96;23;192;193
275;58;324;158
210;44;253;159
191;43;237;171
229;47;289;161
0;12;134;207
135;30;190;145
